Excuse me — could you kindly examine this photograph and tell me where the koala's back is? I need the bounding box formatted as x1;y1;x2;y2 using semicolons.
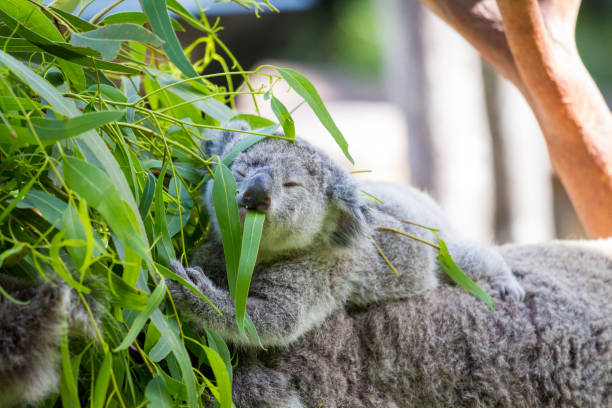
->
263;243;612;408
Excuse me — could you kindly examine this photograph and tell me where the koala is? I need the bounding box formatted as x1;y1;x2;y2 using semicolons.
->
0;275;97;408
166;123;525;405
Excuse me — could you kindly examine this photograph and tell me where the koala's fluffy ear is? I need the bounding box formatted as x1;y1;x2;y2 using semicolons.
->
202;120;250;159
327;168;369;246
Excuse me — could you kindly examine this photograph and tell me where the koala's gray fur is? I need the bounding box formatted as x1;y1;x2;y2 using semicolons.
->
239;242;611;407
0;276;69;408
0;275;97;408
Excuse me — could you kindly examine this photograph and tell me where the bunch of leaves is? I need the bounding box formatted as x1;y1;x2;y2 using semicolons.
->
0;0;352;406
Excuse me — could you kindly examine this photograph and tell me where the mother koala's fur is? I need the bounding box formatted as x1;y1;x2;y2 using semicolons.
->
239;242;611;407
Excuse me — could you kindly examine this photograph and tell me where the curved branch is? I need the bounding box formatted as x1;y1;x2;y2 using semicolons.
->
420;0;612;238
497;0;612;238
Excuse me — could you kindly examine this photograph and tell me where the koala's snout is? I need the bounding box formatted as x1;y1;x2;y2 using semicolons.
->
241;173;272;211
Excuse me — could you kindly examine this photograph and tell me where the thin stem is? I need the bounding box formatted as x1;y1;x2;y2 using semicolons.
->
89;0;125;24
377;226;440;250
370;237;399;276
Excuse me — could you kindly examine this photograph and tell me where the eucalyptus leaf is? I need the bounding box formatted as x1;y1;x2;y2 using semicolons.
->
92;352;112;408
211;163;242;300
270;95;295;140
62;156;150;262
30;111;124;140
150;310;198;407
51;7;97;32
205;329;233;382
435;233;496;311
202;346;232;408
115;279;166;351
153;162;175;265
145;376;173;408
276;66;353;163
235;210;265;334
141;0;199;79
101;11;185;31
72;24;163;60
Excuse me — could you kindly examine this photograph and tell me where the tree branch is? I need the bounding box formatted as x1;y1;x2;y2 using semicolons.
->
419;0;612;237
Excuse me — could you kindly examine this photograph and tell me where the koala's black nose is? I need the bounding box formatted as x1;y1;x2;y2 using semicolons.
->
241;173;272;211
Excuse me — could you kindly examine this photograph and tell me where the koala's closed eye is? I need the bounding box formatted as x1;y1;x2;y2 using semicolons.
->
283;181;302;188
235;170;246;178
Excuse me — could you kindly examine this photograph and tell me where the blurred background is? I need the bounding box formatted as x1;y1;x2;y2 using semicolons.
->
79;0;612;244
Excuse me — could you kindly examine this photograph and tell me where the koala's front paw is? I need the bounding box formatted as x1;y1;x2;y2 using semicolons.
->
167;260;218;310
170;260;212;289
490;273;525;301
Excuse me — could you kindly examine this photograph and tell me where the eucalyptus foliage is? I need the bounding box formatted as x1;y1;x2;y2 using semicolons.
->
0;0;347;406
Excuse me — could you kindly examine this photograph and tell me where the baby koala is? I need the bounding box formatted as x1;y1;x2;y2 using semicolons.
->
168;122;525;349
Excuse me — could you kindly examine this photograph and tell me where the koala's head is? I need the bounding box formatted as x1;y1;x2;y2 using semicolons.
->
203;122;369;257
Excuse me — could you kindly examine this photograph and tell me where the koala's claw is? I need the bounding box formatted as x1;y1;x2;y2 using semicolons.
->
490;274;526;301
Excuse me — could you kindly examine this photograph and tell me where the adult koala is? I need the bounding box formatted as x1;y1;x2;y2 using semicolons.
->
247;242;612;407
167;123;526;405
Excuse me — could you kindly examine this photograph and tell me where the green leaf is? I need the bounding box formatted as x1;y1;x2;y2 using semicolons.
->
276;66;353;163
62;156;150;262
235;210;265;334
17;190;104;268
115;279;166;351
50;7;97;32
0;126;35;148
435;233;496;311
59;327;81;408
0;0;64;42
149;337;171;362
141;0;200;79
0;7;101;59
92;351;112;408
86;84;128;103
50;0;80;13
101;11;185;31
230;113;276;131
150;310;198;407
0;50;74;116
270;95;295;140
205;329;232;382
58;59;86;92
202;346;232;408
71;23;163;60
0;13;138;73
99;266;148;310
153;162;175;266
0;37;41;53
211;164;242;300
30;111;124;140
139;172;156;218
102;11;149;26
0;96;41;111
17;190;71;228
145;376;173;408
